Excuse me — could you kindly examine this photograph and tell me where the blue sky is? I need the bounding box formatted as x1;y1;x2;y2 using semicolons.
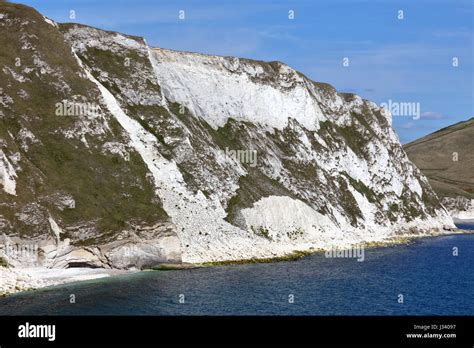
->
18;0;473;143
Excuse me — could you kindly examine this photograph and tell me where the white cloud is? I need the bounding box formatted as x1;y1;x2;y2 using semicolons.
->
420;111;448;120
400;122;416;129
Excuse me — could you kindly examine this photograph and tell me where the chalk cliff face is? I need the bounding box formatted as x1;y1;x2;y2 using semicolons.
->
0;3;453;270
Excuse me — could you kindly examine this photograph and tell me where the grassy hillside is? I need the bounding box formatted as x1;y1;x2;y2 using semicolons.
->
404;118;474;199
0;2;168;243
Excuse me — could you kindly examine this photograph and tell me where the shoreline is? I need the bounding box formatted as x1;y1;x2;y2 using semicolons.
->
198;228;474;266
2;227;473;298
0;267;134;297
453;217;474;224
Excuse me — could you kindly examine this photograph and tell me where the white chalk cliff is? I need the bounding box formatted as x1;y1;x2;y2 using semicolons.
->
0;2;455;282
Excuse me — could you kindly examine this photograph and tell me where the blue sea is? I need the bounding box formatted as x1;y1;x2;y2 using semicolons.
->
1;228;473;315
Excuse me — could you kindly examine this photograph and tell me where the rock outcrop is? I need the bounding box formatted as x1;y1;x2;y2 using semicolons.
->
0;2;454;275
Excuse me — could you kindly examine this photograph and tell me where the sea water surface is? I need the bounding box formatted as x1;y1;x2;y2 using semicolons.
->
1;230;473;315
